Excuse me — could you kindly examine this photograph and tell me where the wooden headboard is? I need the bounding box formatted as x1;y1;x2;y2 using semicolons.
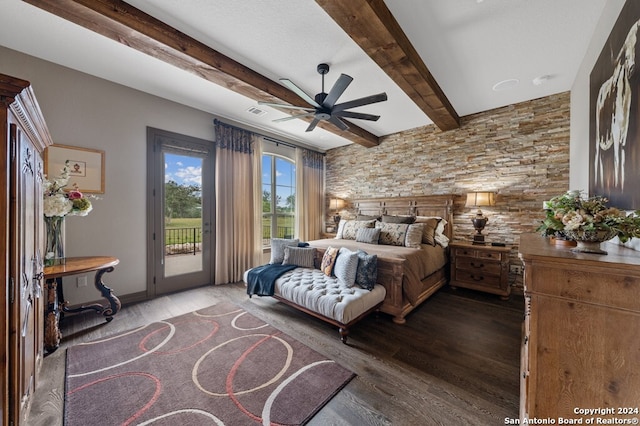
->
351;195;454;240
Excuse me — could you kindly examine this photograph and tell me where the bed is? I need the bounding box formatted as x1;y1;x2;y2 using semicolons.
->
308;194;454;324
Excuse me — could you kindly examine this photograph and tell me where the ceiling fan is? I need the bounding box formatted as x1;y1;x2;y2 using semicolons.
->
259;63;387;132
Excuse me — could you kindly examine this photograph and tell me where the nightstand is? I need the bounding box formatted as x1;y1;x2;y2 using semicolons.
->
321;232;337;239
449;242;511;300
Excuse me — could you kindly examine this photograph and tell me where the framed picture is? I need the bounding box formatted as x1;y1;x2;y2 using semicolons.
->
589;0;640;209
45;144;105;193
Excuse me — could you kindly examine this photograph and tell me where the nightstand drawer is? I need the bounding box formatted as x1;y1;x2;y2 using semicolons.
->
453;269;502;289
455;257;502;276
454;247;505;261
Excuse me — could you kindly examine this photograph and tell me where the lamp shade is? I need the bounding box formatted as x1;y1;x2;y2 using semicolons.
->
330;198;345;211
465;192;496;207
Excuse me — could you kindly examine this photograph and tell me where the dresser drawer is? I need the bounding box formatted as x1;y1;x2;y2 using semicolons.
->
455;257;502;276
529;264;640;311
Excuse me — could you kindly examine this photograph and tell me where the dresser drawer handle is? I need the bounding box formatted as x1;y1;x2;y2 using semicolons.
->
470;262;484;268
471;275;484;281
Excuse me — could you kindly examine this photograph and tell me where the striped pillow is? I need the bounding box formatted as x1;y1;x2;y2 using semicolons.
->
269;238;300;264
334;247;359;287
356;227;381;244
282;246;315;268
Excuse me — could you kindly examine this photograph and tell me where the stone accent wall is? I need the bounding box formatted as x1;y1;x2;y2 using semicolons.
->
325;92;571;290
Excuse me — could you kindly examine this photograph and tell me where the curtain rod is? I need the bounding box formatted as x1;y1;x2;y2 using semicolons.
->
213;118;324;154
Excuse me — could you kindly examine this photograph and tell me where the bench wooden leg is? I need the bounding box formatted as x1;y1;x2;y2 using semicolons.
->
339;327;349;344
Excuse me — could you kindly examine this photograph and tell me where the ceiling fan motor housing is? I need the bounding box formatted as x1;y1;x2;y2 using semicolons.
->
315;92;328;106
317;63;330;74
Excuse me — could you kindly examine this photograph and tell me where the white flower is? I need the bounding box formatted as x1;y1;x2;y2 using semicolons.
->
43;160;94;218
43;193;73;217
562;211;584;231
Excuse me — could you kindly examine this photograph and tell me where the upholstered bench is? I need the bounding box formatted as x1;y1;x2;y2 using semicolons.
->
243;267;386;343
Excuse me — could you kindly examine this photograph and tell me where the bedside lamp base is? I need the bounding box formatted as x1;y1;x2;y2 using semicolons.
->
472;234;486;245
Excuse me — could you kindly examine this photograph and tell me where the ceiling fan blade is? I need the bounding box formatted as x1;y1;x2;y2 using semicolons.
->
280;78;322;108
273;112;316;123
329;116;349;131
305;117;321;132
333;92;388;113
322;73;353;109
333;111;380;121
258;101;315;111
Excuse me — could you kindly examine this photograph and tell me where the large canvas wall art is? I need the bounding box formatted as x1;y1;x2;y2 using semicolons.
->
590;0;640;209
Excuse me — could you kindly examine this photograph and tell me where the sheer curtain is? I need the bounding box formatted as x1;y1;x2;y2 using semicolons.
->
295;147;325;241
213;120;263;284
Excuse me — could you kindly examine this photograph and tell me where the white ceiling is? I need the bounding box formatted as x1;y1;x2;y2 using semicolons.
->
0;0;607;151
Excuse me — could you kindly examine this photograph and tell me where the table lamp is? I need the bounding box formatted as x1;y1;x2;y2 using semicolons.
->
330;198;345;225
465;191;495;244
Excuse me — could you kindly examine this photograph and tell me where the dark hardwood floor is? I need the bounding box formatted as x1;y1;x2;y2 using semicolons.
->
27;283;523;425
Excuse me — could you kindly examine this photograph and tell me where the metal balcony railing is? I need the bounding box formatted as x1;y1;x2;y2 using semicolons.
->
165;227;202;255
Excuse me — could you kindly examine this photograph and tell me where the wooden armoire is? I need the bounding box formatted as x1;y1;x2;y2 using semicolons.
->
1;74;52;425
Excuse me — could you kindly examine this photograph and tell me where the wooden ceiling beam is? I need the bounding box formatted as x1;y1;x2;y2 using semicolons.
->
316;0;460;131
23;0;381;147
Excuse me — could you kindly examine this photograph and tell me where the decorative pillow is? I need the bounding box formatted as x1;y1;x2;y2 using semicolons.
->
416;216;449;247
375;221;409;246
355;227;381;244
381;215;415;224
334;247;359;287
269;238;300;264
339;220;376;240
414;217;440;246
320;246;339;276
356;214;380;221
335;219;348;239
356;250;377;290
405;223;425;248
282;246;315;268
435;231;450;248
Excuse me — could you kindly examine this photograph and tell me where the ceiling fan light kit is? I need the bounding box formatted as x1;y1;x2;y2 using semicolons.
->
259;63;387;132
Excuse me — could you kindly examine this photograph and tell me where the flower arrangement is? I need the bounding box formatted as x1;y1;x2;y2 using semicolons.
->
43;160;93;217
43;161;94;264
537;190;640;243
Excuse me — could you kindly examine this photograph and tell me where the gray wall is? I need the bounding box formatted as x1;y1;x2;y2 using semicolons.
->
1;46;217;304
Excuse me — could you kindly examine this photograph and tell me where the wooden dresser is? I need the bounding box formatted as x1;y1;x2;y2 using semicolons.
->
518;233;640;422
450;242;511;299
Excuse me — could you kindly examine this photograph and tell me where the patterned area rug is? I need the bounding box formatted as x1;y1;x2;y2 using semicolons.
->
64;302;354;425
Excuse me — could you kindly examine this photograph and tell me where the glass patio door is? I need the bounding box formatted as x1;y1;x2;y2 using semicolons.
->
147;128;214;295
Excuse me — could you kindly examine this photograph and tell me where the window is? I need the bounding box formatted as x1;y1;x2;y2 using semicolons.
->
262;154;296;246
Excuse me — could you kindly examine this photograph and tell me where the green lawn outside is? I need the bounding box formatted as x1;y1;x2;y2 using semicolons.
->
165;217;201;245
165;217;201;228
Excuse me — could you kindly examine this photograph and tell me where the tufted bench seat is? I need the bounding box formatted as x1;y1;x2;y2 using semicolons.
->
243;267;386;343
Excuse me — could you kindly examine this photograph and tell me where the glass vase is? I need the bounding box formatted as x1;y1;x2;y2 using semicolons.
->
44;215;65;266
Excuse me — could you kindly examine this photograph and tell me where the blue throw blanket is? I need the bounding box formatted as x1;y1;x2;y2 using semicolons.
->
246;264;297;297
